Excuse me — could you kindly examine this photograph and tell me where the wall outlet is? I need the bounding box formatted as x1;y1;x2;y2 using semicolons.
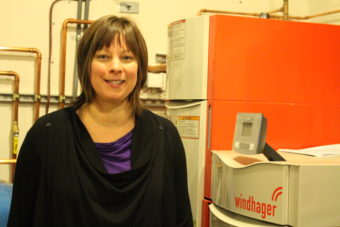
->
120;1;139;14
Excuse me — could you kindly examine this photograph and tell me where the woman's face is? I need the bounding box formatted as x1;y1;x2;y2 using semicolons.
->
90;39;138;105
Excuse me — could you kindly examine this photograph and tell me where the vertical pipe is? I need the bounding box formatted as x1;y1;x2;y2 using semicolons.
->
76;0;83;35
71;0;84;101
0;47;41;121
59;20;68;108
283;0;289;20
11;122;19;181
77;0;82;20
46;0;62;114
59;19;92;109
84;0;90;29
0;71;20;181
34;49;42;121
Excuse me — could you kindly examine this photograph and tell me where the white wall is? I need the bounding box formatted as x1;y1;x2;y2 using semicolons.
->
0;0;339;181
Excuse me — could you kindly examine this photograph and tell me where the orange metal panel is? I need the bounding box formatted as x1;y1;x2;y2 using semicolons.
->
204;15;340;198
201;199;212;227
203;15;340;225
207;15;340;105
210;101;340;150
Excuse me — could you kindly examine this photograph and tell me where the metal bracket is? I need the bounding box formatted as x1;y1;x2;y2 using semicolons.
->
120;1;139;14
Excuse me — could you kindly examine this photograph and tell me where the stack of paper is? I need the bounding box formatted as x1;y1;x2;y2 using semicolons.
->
277;144;340;157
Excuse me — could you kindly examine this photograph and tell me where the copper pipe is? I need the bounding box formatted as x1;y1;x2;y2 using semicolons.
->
59;18;93;109
0;71;19;122
288;9;340;20
283;0;289;20
0;159;17;164
267;7;283;14
198;9;285;19
0;47;41;121
198;9;261;17
0;70;20;180
198;7;340;21
148;64;166;73
46;0;63;114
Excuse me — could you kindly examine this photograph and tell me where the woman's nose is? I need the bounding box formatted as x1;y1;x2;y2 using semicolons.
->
109;57;123;73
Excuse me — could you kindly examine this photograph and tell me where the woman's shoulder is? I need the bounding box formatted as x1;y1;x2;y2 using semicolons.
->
140;108;175;129
32;106;74;129
139;109;181;139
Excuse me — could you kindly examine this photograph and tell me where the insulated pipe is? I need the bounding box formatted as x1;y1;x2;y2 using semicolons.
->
71;0;84;101
0;70;20;180
0;47;41;121
77;0;83;22
59;18;93;109
72;1;91;101
84;0;90;29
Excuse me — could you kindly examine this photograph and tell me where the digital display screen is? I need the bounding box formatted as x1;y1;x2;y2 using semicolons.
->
233;113;267;155
242;122;252;136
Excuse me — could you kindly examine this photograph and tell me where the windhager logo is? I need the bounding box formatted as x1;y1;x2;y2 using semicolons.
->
234;187;283;219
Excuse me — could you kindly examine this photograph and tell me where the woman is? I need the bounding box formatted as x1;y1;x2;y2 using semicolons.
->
8;15;193;227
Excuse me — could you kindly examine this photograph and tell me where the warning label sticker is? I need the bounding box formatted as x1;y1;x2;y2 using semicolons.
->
175;116;200;139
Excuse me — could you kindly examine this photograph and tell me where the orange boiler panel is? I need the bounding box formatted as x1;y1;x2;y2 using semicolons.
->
203;15;340;202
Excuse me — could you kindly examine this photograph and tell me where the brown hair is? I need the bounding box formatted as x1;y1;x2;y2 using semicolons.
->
73;15;148;115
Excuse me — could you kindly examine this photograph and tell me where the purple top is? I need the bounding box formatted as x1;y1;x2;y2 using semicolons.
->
95;131;132;174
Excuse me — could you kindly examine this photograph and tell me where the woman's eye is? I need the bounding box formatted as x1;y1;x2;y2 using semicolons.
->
96;54;110;60
122;55;134;61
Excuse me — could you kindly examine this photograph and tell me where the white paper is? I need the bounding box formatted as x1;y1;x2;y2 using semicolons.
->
277;144;340;157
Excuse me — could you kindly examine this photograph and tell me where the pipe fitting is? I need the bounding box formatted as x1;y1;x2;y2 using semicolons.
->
12;93;20;101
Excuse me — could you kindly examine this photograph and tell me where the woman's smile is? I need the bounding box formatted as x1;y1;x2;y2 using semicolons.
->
105;79;125;86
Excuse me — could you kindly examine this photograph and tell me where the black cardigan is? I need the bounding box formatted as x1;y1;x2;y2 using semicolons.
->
8;107;193;227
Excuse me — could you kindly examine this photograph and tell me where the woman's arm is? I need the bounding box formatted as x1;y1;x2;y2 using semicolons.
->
7;126;42;227
170;125;194;227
